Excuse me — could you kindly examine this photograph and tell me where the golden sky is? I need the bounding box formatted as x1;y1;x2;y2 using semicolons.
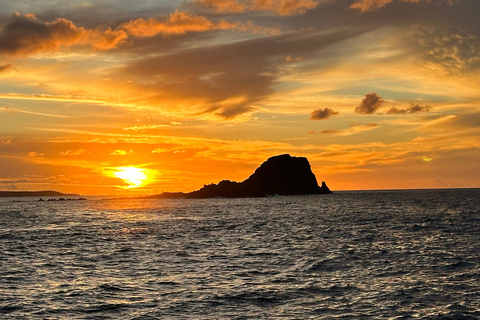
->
1;0;479;195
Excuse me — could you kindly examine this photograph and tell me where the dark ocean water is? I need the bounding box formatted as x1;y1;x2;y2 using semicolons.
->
1;189;479;319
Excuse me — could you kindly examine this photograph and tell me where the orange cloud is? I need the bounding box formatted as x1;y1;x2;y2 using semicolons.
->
0;11;277;58
195;0;247;13
27;151;44;157
123;124;170;131
122;10;222;37
60;149;87;156
89;28;128;50
0;12;128;56
274;0;320;15
350;0;393;11
194;0;321;16
285;55;303;62
0;13;88;57
110;149;132;156
151;148;170;154
121;10;278;37
349;0;457;12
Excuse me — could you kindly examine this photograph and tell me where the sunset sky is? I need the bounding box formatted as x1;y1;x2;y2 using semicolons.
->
1;0;479;195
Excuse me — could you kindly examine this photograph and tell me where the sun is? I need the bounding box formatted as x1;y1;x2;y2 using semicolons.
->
113;167;152;188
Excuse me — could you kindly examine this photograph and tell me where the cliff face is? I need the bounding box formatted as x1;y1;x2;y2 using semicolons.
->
165;154;331;199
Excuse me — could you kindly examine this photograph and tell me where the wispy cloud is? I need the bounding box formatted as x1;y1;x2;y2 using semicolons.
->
387;103;431;114
61;149;87;156
121;10;278;37
0;93;110;105
349;0;458;13
151;148;170;154
3;106;69;118
110;149;133;156
416;24;480;75
123;123;180;131
27;151;44;157
194;0;321;16
321;129;341;134
118;28;367;118
285;55;303;62
319;123;378;136
0;64;12;73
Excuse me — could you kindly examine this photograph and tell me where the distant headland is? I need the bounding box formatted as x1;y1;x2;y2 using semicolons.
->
0;191;79;198
154;154;332;199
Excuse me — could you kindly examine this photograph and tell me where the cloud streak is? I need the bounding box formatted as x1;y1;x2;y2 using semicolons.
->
123;124;171;131
321;129;341;134
286;55;303;62
118;28;367;118
349;0;458;12
0;64;13;72
110;149;132;156
194;0;321;16
121;10;278;37
3;106;69;118
61;149;87;156
387;103;431;114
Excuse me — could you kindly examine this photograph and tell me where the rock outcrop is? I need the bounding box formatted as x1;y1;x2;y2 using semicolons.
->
241;154;328;196
156;154;331;199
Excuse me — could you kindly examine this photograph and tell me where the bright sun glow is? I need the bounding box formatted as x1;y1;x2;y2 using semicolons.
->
113;167;151;188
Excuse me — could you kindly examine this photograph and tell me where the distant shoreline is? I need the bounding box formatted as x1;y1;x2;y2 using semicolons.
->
332;187;480;192
1;187;478;199
0;191;79;198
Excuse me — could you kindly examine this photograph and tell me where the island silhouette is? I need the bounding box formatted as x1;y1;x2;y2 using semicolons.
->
154;154;332;199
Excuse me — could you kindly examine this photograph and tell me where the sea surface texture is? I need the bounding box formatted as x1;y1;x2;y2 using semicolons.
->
1;189;480;319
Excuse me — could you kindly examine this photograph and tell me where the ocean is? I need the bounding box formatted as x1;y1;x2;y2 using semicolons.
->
1;189;479;319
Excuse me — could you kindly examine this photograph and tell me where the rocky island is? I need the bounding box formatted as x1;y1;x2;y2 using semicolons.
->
154;154;331;199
